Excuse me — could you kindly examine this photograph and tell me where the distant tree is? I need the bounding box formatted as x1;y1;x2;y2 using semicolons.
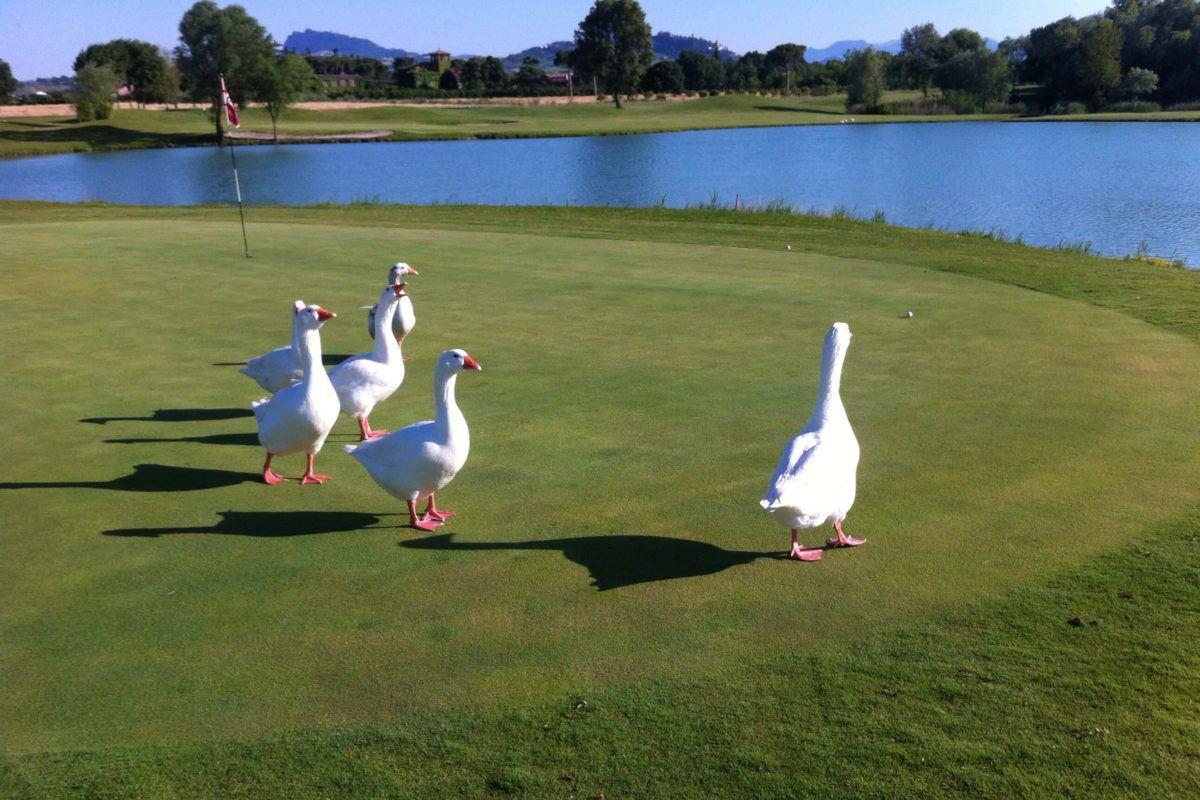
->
1024;17;1084;103
74;63;119;120
940;28;986;58
459;57;486;93
161;52;183;107
898;23;941;95
935;49;1012;111
568;0;654;107
174;1;276;141
739;50;766;81
641;59;684;93
844;48;885;111
0;58;16;101
74;39;172;105
996;36;1028;73
678;50;725;91
764;43;807;89
723;59;759;91
481;56;509;92
439;68;461;90
514;57;546;93
1120;66;1158;98
256;53;316;142
1077;18;1122;108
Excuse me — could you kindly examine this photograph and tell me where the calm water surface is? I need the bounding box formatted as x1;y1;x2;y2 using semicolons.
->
1;121;1196;262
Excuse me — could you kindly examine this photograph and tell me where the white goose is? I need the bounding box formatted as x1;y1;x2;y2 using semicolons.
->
239;300;305;393
366;263;420;343
252;302;341;485
329;283;408;440
761;322;864;561
345;348;481;531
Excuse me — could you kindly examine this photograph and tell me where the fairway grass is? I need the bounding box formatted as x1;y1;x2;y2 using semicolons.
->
2;204;1200;797
3;92;1198;159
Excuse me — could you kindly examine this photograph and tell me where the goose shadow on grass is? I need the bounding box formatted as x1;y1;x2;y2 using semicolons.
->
104;510;393;538
81;408;253;425
401;533;778;591
0;463;259;492
104;432;259;447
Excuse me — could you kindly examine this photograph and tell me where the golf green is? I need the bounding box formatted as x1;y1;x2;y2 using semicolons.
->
2;205;1199;796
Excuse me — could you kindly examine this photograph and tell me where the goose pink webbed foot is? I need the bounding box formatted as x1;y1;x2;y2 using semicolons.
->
358;417;388;441
826;522;866;549
407;500;443;531
262;455;287;485
789;530;822;561
300;454;330;485
423;495;455;522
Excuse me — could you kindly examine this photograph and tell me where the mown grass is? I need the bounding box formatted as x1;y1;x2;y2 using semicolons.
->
3;92;1198;159
1;203;1199;797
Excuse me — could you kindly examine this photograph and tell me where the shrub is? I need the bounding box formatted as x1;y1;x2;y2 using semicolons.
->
983;101;1023;114
1167;100;1200;111
882;97;955;115
74;97;112;120
1106;100;1161;113
942;90;980;114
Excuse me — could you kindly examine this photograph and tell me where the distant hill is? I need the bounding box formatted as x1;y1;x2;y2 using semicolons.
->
282;29;995;69
283;29;738;71
500;41;574;70
805;37;998;63
282;29;423;60
805;39;902;62
651;31;737;60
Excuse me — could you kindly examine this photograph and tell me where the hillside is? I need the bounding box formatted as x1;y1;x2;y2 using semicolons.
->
281;29;737;68
282;29;423;60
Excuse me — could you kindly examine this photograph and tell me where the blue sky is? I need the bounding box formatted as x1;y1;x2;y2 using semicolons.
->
2;0;1107;79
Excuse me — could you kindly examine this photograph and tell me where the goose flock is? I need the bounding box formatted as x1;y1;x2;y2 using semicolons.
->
241;262;863;561
243;263;480;531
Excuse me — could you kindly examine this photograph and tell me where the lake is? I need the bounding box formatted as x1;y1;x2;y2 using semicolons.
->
1;120;1196;263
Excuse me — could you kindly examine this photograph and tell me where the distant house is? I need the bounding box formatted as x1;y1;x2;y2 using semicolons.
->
317;73;359;89
544;70;572;86
396;50;454;89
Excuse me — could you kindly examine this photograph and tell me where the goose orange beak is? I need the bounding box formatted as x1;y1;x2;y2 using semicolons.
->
316;308;336;321
406;267;419;276
462;355;482;371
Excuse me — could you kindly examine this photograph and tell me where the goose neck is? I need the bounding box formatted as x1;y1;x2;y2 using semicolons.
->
814;343;848;421
372;297;402;362
296;326;324;379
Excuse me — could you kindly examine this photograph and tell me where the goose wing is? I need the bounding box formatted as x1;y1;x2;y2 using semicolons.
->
761;431;824;510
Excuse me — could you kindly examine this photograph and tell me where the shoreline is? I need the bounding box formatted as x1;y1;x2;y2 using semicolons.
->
2;95;1197;162
0;198;1190;269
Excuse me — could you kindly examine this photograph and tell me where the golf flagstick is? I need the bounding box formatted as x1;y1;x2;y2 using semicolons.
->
219;74;251;258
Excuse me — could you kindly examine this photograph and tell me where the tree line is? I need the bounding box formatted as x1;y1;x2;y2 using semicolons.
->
9;0;1197;124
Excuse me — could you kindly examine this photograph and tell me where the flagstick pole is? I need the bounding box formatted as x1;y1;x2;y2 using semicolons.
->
219;73;250;258
228;140;251;258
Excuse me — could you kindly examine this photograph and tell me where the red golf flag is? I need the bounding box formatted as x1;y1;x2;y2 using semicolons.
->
219;75;239;128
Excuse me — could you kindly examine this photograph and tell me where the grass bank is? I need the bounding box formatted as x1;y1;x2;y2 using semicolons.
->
3;92;1197;159
1;203;1199;797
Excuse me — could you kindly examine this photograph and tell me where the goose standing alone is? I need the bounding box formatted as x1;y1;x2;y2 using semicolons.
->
345;349;481;531
366;263;419;343
329;283;409;440
252;302;341;485
760;322;865;561
239;301;305;392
